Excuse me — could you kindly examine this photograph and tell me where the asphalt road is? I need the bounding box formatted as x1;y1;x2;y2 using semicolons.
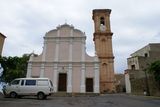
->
0;93;160;107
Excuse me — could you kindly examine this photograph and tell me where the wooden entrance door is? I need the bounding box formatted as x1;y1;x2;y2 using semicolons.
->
58;73;67;91
86;78;93;92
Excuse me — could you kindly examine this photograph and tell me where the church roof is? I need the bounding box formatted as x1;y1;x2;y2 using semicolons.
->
46;23;84;37
0;32;6;38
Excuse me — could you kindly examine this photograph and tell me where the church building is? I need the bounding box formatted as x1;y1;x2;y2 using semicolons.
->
27;9;115;93
0;33;6;56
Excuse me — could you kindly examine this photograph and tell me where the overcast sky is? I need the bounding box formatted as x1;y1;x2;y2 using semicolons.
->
0;0;160;73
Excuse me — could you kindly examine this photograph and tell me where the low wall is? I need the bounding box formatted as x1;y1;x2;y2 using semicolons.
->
130;76;160;96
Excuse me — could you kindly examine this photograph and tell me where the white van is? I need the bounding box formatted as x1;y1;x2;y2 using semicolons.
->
3;78;53;99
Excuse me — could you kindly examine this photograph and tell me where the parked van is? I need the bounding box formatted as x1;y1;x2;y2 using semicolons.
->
3;78;53;99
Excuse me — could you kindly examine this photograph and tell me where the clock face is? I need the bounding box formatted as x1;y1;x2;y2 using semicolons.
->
100;24;106;32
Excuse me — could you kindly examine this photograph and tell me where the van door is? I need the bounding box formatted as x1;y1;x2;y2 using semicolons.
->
19;80;26;95
24;79;38;95
10;79;20;93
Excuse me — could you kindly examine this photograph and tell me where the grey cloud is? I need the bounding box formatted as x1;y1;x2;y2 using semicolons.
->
1;0;160;73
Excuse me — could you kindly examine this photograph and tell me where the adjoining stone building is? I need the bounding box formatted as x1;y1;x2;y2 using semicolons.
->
125;43;160;96
0;33;6;56
27;9;115;94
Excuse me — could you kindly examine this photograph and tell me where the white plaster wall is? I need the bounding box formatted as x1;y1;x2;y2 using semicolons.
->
125;73;131;93
31;65;41;77
72;42;82;61
45;42;56;61
59;25;71;37
86;67;94;78
59;42;69;61
44;66;54;80
72;66;81;92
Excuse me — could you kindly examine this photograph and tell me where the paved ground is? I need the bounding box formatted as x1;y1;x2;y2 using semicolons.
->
0;93;160;107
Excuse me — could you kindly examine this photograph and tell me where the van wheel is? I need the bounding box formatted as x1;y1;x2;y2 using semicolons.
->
10;92;17;98
37;92;45;100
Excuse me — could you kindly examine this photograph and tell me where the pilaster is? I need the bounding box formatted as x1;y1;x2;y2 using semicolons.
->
67;63;72;92
94;57;100;93
26;63;32;77
81;38;85;61
53;64;58;92
69;29;73;61
40;63;45;77
54;30;60;61
80;63;85;93
42;40;47;61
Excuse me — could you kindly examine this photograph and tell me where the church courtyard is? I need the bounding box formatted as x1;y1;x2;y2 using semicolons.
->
0;94;160;107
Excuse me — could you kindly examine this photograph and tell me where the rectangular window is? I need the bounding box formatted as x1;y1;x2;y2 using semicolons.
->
144;53;148;57
131;65;135;70
25;80;36;86
37;80;48;86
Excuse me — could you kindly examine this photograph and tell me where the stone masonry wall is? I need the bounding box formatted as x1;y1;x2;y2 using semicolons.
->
131;76;160;96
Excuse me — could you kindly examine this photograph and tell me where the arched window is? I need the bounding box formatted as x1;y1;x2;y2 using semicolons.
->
100;17;105;25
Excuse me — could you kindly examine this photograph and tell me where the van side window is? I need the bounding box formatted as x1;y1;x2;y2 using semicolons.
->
25;80;36;86
21;80;24;86
37;80;48;86
11;80;20;85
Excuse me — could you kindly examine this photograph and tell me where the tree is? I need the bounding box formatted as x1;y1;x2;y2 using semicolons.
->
147;60;160;89
0;55;30;83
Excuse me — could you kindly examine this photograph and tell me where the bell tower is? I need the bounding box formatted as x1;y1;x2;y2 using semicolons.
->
92;9;115;93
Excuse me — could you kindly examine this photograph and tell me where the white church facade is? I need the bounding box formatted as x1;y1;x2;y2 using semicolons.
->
26;24;100;93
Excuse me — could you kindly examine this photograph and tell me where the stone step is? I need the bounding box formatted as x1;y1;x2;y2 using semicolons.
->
51;92;99;97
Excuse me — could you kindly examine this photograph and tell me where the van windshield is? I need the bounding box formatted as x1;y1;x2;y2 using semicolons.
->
11;80;20;85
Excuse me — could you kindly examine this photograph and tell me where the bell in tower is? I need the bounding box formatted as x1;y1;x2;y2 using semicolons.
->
92;9;115;93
